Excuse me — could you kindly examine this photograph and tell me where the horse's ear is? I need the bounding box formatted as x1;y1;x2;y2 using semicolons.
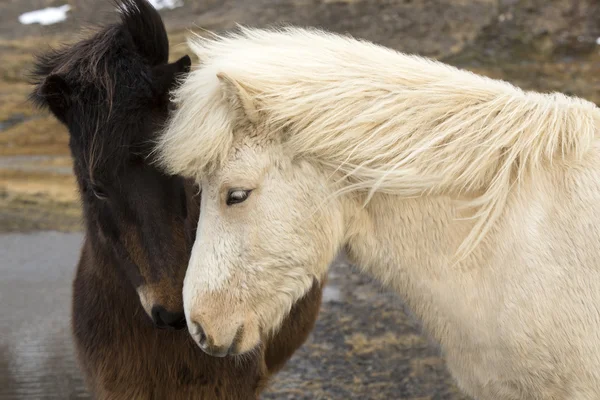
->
151;55;192;97
217;72;259;125
119;0;169;65
33;74;71;123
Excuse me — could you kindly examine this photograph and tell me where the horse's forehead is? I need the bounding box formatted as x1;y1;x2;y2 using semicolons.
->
202;141;271;187
226;136;268;164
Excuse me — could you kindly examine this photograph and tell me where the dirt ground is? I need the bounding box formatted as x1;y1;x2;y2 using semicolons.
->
0;0;598;398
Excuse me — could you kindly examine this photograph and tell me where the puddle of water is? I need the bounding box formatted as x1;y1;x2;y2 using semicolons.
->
0;231;89;399
18;5;71;26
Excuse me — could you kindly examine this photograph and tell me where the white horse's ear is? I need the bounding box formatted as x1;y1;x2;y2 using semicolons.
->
217;72;259;125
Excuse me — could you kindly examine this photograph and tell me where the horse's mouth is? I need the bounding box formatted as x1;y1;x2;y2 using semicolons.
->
171;317;188;331
156;317;187;331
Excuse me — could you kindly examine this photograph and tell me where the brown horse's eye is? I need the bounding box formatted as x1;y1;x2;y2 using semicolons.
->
92;185;108;200
226;189;251;206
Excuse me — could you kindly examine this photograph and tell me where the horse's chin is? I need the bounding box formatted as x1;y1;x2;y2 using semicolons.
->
230;315;263;356
229;338;262;357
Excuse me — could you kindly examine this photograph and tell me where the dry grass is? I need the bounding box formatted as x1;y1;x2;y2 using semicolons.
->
0;116;69;156
345;332;428;356
0;191;82;233
0;169;81;233
0;170;77;202
0;34;71;157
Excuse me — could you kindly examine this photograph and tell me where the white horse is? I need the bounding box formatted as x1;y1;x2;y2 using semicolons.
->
156;27;600;399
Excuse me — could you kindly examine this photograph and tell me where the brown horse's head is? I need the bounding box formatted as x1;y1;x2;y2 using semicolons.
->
30;0;194;329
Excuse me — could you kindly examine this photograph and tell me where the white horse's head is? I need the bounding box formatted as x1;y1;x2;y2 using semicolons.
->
187;132;341;355
158;63;346;356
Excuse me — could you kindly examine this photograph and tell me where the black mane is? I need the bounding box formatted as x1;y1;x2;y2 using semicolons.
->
29;0;173;180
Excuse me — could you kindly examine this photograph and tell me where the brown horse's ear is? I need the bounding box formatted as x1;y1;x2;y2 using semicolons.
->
217;72;259;125
33;74;71;124
151;55;192;97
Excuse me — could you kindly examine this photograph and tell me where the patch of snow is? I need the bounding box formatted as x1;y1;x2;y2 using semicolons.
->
19;5;71;26
148;0;184;10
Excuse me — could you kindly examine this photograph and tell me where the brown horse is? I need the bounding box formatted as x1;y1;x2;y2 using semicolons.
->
29;1;323;398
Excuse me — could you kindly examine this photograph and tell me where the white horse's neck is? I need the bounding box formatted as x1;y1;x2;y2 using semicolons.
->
342;192;494;346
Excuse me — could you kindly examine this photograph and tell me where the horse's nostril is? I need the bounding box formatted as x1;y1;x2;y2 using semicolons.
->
193;322;207;345
191;321;241;357
151;306;186;330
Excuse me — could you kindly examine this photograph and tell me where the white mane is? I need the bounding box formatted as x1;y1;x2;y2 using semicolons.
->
158;26;600;257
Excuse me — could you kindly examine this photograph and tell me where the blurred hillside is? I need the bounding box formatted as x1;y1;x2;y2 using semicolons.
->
1;0;599;232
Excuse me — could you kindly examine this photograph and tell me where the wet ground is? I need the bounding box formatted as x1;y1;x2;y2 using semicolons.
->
0;231;466;400
0;232;88;399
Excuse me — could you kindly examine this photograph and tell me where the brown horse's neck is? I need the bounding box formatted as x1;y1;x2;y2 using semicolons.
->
77;229;150;327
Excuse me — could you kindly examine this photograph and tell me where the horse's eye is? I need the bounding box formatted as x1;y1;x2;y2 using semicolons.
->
226;189;251;206
92;185;108;200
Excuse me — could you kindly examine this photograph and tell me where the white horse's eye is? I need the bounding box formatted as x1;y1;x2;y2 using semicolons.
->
226;189;251;206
